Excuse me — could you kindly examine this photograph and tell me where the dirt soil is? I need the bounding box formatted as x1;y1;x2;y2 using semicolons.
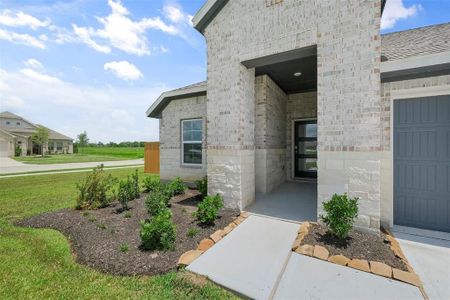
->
302;223;408;271
16;189;239;276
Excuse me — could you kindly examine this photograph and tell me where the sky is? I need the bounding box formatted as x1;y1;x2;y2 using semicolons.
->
0;0;449;143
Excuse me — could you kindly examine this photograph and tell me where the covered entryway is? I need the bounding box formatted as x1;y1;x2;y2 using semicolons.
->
394;95;450;232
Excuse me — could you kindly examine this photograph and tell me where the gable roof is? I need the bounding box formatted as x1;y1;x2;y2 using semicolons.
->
0;111;23;119
381;22;450;61
36;125;73;141
146;81;207;118
193;0;387;33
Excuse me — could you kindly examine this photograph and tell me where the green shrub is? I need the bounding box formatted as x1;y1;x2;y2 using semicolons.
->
195;177;207;199
195;194;224;225
119;243;129;253
140;210;176;251
166;177;186;197
142;176;162;193
117;178;133;210
320;193;359;239
14;145;21;157
145;189;170;216
187;227;199;238
131;169;140;198
75;165;116;209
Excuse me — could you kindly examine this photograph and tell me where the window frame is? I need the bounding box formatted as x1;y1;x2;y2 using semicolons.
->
181;118;203;167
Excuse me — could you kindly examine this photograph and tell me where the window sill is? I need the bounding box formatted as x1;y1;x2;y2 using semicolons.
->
181;164;203;169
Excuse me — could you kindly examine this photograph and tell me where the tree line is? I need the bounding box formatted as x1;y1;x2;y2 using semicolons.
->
75;131;146;148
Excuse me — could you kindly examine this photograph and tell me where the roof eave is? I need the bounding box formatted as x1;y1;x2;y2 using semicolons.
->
146;85;207;119
192;0;228;33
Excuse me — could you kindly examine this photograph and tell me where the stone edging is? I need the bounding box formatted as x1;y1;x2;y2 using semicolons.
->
291;222;424;289
177;212;250;267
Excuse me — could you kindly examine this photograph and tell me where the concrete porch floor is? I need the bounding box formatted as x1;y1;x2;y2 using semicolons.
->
246;181;317;222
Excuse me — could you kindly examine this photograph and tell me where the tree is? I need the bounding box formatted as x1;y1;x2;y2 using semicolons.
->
32;127;50;157
77;131;89;154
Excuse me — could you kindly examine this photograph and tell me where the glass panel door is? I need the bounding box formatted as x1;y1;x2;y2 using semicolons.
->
294;120;317;178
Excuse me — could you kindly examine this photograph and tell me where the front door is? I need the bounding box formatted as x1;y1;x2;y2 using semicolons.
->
294;120;317;178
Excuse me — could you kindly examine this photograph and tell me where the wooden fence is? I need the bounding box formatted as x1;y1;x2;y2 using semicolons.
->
144;142;160;173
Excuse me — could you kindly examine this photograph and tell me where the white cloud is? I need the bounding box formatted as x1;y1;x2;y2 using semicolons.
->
0;10;50;30
0;67;164;142
381;0;422;30
20;68;62;84
24;58;43;69
0;28;46;49
68;0;183;56
163;4;193;25
104;60;143;81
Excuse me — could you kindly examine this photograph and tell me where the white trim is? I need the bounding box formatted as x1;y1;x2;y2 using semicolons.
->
181;118;203;167
389;87;450;228
381;51;450;73
192;0;218;28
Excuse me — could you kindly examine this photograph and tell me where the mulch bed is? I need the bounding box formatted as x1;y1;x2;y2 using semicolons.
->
16;189;239;276
302;223;408;271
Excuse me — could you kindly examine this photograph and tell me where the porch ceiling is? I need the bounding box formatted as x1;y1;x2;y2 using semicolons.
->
255;55;317;93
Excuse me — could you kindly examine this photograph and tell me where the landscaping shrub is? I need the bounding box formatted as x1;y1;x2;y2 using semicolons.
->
195;194;224;225
117;178;134;210
166;177;186;197
140;209;176;251
195;176;207;199
119;243;129;253
187;227;199;238
320;193;359;240
14;145;21;157
75;165;116;209
131;169;140;198
142;176;162;193
145;189;170;216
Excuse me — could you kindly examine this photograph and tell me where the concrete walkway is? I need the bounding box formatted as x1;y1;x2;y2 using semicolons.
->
393;226;450;300
0;157;144;175
188;215;424;300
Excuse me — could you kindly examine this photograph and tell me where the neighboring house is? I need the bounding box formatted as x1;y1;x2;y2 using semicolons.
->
147;0;450;234
0;111;73;156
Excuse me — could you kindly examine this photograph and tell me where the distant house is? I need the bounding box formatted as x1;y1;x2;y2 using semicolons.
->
0;111;73;157
146;0;450;234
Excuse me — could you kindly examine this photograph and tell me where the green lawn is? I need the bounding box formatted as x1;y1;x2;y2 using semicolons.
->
0;167;236;300
14;147;144;164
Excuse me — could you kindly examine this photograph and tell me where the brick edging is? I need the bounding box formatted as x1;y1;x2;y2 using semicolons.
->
291;222;425;291
177;212;250;267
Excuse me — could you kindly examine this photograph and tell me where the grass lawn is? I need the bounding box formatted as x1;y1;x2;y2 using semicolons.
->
14;147;144;164
0;167;236;299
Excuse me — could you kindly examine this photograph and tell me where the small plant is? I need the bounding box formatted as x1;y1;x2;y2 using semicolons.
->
186;227;199;238
140;210;176;251
119;243;129;253
142;176;162;193
166;177;186;197
195;176;207;199
82;211;90;217
87;215;96;222
145;190;170;216
320;193;359;240
75;165;117;210
96;222;106;229
117;178;133;211
124;211;132;218
195;194;224;225
131;169;140;198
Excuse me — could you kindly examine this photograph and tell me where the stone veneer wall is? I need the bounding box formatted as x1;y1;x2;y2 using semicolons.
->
379;74;450;227
255;75;287;193
286;91;317;180
204;0;382;231
159;95;207;182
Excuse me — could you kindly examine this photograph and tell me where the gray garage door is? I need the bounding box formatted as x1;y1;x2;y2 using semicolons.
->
394;95;450;232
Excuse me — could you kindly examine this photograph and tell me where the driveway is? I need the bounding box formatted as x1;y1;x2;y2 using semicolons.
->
0;157;144;175
188;215;423;300
393;226;450;300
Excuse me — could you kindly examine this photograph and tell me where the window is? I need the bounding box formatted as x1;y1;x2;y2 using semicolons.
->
182;119;202;165
48;142;54;151
57;142;63;151
294;120;317;178
16;122;20;126
6;121;10;125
